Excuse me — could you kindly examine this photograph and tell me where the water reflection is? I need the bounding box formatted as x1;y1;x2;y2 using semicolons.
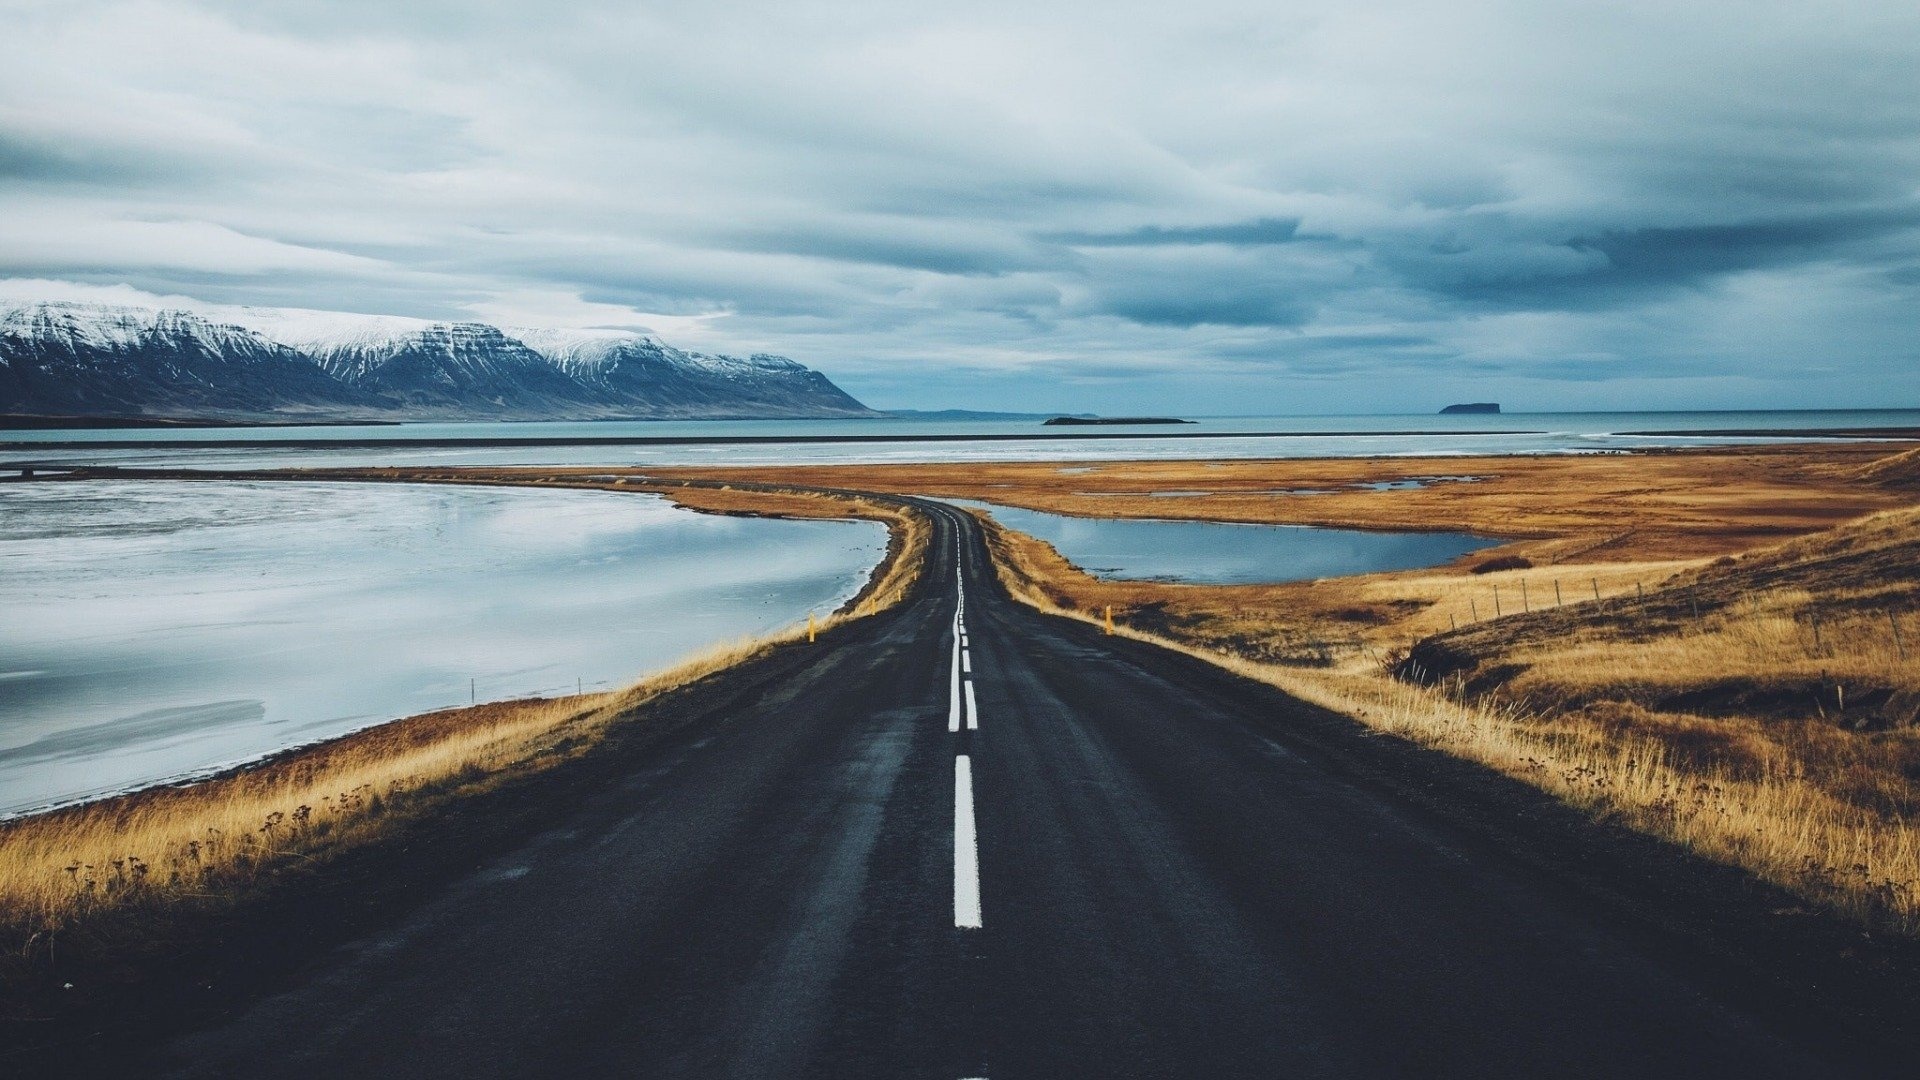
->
0;481;885;815
952;500;1495;585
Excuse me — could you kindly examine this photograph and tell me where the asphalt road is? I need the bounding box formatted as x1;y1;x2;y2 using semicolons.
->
154;499;1901;1079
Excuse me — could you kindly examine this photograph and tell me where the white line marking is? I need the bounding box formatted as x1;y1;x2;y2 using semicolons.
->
961;650;971;674
963;680;977;731
949;643;963;732
960;634;968;647
954;755;981;928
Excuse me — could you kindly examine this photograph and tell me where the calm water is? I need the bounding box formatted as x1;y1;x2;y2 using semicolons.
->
952;500;1496;584
3;409;1915;470
0;481;885;815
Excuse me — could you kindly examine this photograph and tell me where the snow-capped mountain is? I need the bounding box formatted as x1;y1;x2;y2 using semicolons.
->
306;322;594;413
511;327;865;416
0;302;381;418
0;301;874;421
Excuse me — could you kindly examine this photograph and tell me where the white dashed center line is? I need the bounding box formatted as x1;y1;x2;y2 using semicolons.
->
954;754;981;929
949;622;964;733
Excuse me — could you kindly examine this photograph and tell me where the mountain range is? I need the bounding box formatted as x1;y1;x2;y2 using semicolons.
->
0;301;875;422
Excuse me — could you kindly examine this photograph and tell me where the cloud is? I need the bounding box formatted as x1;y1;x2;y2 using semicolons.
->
459;288;730;340
0;0;1916;412
1046;218;1303;247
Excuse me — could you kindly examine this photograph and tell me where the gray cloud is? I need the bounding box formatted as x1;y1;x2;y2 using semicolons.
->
1046;218;1303;247
1408;208;1920;310
2;0;1917;412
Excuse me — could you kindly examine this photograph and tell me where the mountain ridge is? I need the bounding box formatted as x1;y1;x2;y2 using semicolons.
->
0;300;875;421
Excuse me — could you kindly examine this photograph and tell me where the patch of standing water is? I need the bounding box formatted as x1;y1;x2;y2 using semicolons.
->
1357;475;1484;491
0;481;887;816
1065;476;1483;498
947;499;1497;585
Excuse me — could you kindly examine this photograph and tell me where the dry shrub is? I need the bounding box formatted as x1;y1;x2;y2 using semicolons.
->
1472;555;1533;574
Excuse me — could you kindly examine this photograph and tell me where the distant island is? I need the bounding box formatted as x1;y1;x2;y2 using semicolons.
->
1439;402;1501;414
1043;416;1194;426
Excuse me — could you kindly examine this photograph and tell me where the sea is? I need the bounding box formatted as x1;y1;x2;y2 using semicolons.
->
2;409;1916;471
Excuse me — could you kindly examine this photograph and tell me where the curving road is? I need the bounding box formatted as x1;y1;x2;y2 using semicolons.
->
153;498;1903;1078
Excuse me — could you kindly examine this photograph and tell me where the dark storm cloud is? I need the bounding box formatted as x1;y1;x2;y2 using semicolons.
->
1097;290;1311;329
1046;218;1303;247
1416;207;1920;309
0;135;144;184
1568;210;1920;288
3;0;1918;411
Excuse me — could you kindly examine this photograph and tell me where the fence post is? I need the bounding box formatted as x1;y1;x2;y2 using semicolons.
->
808;611;817;643
1105;604;1114;634
1637;582;1644;602
1811;615;1824;656
1449;613;1457;631
1521;579;1529;613
1554;579;1562;607
1493;585;1502;618
1892;611;1907;662
1592;578;1600;602
1470;598;1479;622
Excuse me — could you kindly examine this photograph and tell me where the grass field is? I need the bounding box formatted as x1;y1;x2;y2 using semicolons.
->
640;441;1916;560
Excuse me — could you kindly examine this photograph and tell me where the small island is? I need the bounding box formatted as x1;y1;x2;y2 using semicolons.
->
1439;402;1500;415
1043;416;1194;426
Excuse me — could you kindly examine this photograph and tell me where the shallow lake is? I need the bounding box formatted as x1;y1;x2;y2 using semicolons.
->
951;500;1496;585
0;481;886;815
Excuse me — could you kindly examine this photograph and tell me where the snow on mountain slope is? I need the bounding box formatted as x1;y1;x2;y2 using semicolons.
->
0;301;380;418
506;326;646;371
4;301;283;359
0;300;875;421
230;307;437;355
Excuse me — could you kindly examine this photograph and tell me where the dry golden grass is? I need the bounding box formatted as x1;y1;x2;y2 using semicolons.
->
974;496;1920;933
1408;506;1920;821
0;633;780;937
0;479;928;939
645;441;1914;560
1851;445;1920;488
1496;595;1915;710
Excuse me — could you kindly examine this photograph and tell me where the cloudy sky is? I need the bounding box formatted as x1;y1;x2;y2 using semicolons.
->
4;0;1918;413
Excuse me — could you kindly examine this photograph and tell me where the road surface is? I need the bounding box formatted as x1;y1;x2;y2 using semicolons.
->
154;498;1900;1078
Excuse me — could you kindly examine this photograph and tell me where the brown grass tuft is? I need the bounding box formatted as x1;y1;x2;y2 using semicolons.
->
1851;446;1920;488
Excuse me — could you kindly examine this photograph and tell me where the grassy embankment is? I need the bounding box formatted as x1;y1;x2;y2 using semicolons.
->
0;480;927;948
664;445;1920;931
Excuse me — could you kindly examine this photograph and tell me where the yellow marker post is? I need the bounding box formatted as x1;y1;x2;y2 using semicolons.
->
1104;604;1114;635
808;612;816;642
